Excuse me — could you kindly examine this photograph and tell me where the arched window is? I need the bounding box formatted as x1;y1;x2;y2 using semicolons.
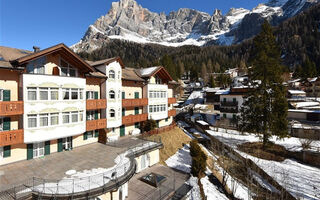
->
109;70;115;79
109;90;115;99
109;109;115;118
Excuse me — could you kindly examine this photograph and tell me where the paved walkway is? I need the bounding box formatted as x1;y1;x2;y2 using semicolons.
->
126;164;190;200
0;137;154;192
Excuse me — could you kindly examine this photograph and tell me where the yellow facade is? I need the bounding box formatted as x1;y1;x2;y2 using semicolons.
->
122;86;142;99
73;134;98;148
0;143;26;165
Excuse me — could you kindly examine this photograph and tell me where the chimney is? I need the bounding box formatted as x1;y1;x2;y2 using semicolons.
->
33;46;40;52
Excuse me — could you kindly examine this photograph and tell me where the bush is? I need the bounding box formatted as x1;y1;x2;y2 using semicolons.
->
142;119;157;132
190;140;207;177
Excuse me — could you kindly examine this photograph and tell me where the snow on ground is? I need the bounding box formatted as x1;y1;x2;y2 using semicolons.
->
240;153;320;200
182;91;204;106
201;175;229;200
206;128;320;152
165;145;192;173
186;176;202;200
206;129;320;200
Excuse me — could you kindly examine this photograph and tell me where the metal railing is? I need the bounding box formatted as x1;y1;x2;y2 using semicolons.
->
0;137;163;199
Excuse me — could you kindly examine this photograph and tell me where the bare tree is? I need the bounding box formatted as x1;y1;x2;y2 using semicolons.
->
299;138;314;150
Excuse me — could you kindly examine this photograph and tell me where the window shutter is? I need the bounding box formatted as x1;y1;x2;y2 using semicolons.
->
135;107;139;115
134;92;139;99
3;118;10;131
86;112;90;121
3;90;10;101
57;139;63;152
94;111;98;120
122;108;125;117
94;130;99;138
45;141;50;155
122;92;125;99
27;144;33;160
86;91;89;99
83;132;88;140
94;92;98;99
3;145;11;158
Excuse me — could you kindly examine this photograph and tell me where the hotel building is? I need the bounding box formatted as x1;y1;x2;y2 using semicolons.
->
0;44;177;199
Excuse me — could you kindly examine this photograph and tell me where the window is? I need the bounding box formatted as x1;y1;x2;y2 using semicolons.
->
109;109;115;118
71;89;78;100
109;90;115;99
50;113;59;126
60;59;77;77
71;112;78;123
33;142;44;158
155;76;162;84
135;122;139;128
39;114;48;127
87;111;95;121
26;57;46;74
27;87;37;100
135;107;139;115
28;115;37;128
0;89;3;101
63;89;70;100
50;88;59;100
63;112;70;124
87;131;94;139
39;88;48;100
79;89;83;100
109;70;115;79
149;106;152;113
87;91;94;100
79;111;83;121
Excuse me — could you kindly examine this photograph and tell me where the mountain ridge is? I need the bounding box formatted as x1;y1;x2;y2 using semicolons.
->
72;0;319;53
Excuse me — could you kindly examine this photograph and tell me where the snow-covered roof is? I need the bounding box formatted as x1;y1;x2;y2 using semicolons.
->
308;77;318;82
136;66;160;77
288;90;306;95
288;78;301;83
288;109;320;114
197;120;209;126
205;87;221;93
291;102;319;108
215;89;230;95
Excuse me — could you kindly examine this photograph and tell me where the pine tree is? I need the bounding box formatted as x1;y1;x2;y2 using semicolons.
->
201;62;208;83
239;21;288;147
209;75;215;88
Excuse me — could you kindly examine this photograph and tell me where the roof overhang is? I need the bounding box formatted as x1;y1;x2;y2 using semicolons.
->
10;43;95;72
152;66;173;82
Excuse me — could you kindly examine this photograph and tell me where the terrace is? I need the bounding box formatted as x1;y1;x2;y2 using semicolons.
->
0;137;162;199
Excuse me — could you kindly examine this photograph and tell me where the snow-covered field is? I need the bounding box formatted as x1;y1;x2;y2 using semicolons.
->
206;129;320;200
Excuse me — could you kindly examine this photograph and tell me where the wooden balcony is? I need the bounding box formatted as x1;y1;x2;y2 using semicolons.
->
86;99;107;110
86;119;107;131
122;113;148;125
168;97;177;104
0;129;24;146
122;98;148;108
0;101;24;116
168;109;176;117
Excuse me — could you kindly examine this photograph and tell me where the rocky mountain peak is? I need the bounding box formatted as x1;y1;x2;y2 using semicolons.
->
72;0;319;52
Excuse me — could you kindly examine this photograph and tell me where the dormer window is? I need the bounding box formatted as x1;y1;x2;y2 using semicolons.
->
109;70;115;79
109;90;115;99
155;75;162;84
60;59;77;77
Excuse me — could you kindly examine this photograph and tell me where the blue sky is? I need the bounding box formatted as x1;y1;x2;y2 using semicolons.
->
0;0;266;50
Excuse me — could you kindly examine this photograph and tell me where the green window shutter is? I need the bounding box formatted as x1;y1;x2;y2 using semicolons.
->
3;90;10;101
86;112;90;121
165;118;168;122
223;98;226;102
134;92;139;99
94;111;99;120
122;108;125;116
122;92;125;99
233;98;236;102
3;118;10;131
94;130;99;137
134;107;139;115
86;91;89;99
83;132;88;140
57;139;63;152
27;144;33;160
45;141;50;155
94;92;99;99
3;145;11;158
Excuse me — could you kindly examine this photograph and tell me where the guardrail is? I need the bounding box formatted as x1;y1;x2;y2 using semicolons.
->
86;99;107;110
0;129;24;146
86;119;107;131
0;137;163;200
122;98;148;108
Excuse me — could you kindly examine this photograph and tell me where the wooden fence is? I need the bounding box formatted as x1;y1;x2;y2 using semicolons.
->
143;122;177;136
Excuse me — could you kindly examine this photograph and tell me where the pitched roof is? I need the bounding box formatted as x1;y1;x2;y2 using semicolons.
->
135;66;173;81
0;46;32;69
122;68;144;82
87;57;124;68
86;71;108;79
11;43;95;72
